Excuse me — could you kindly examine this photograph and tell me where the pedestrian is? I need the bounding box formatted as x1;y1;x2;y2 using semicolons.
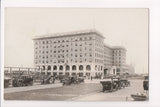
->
91;76;92;81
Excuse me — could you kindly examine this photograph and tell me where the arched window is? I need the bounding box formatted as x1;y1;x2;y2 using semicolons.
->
72;65;76;71
59;65;63;70
42;66;45;70
79;65;83;71
86;65;91;71
53;66;57;70
66;65;70;71
47;65;51;71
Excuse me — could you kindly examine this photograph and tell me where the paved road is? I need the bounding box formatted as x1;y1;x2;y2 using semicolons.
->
73;80;145;101
4;79;146;101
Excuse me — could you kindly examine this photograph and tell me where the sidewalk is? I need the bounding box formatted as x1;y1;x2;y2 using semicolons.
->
4;82;63;94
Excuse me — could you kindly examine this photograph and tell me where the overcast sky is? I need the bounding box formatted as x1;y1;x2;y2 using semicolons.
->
4;8;148;74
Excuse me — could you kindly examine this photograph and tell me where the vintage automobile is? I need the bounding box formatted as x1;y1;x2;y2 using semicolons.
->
12;75;33;87
100;78;119;92
143;75;149;91
120;78;130;88
62;76;77;86
62;76;84;86
4;77;11;88
58;75;69;83
41;75;55;85
77;77;85;83
112;78;123;89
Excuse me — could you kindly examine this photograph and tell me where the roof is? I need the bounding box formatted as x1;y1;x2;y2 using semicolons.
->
33;29;105;40
104;44;126;51
112;46;126;51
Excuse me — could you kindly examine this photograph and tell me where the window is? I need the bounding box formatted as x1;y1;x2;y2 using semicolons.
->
47;66;51;70
72;65;76;70
66;65;70;71
79;65;83;71
53;66;57;70
86;65;91;71
42;66;45;70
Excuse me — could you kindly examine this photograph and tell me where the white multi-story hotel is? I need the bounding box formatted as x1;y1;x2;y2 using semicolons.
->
33;30;128;78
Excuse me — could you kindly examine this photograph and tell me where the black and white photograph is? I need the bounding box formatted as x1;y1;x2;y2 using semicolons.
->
3;7;149;101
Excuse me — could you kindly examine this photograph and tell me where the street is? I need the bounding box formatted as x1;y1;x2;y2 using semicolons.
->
4;79;145;101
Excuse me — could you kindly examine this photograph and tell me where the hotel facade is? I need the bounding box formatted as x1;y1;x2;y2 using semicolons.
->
33;30;128;78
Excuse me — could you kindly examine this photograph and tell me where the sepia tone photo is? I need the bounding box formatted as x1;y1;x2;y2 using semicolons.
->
4;8;148;101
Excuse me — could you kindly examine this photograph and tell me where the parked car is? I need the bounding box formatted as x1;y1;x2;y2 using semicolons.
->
143;75;149;91
4;77;11;88
12;75;33;87
120;79;130;87
100;78;118;92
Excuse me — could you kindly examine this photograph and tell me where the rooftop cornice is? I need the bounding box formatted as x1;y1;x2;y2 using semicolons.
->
33;29;105;40
104;44;126;51
111;46;126;51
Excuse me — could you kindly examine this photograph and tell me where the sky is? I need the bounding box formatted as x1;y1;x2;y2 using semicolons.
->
4;8;148;74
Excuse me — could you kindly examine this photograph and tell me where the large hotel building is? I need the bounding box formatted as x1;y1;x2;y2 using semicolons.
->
33;30;128;78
